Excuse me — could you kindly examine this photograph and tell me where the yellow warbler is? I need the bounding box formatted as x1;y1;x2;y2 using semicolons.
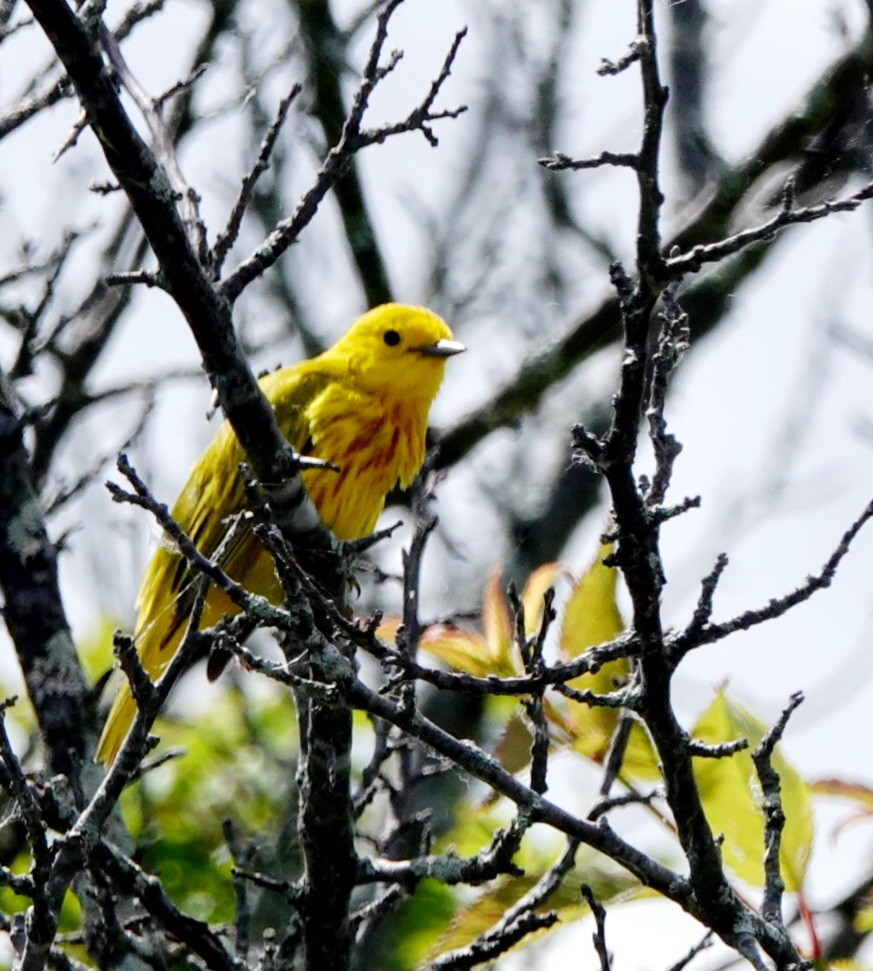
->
96;303;463;764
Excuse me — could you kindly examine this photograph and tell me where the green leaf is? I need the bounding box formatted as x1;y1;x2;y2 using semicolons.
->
390;879;457;969
121;682;297;924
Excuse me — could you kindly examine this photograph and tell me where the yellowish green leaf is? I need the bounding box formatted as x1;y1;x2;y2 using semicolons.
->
520;562;562;637
555;544;631;763
620;720;661;781
481;569;511;662
854;907;873;934
692;691;813;892
383;567;537;678
560;544;623;659
420;627;518;678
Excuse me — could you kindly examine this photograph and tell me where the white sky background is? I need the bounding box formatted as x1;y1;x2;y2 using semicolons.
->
2;0;873;967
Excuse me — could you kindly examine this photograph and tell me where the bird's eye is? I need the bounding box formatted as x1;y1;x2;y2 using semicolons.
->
383;329;401;347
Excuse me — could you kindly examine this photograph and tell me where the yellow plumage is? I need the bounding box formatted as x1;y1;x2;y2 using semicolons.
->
96;303;463;765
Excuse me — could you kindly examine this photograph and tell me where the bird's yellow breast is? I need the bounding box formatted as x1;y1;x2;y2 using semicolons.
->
299;383;428;540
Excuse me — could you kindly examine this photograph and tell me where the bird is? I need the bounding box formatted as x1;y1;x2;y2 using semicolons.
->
96;303;464;765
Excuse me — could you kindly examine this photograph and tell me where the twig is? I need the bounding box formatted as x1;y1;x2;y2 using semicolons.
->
221;5;466;302
0;73;68;141
112;631;155;713
95;842;239;971
538;150;639;171
154;63;208;109
374;631;637;696
429;840;578;971
111;0;165;41
212;83;302;276
52;107;88;161
103;269;163;288
98;23;208;259
522;591;554;796
581;884;612;971
598;38;646;75
645;289;689;505
223;819;253;962
555;684;631;710
599;712;633;796
350;884;406;928
0;699;50;877
667;179;873;278
587;789;657;822
106;453;296;633
430;911;557;970
42;395;154;517
399;511;438;658
673;497;873;656
688;738;749;759
353;717;393;818
683;553;729;644
751;692;804;926
666;932;714;971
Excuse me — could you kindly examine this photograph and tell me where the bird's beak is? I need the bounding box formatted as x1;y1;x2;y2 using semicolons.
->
416;339;466;358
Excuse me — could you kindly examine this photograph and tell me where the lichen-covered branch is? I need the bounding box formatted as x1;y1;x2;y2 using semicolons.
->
0;369;91;778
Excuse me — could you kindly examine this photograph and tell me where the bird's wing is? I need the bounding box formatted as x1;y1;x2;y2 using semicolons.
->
134;365;331;655
96;365;334;763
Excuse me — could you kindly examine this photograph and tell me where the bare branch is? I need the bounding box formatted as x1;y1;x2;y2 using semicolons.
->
598;38;646;75
98;24;208;259
645;289;689;506
429;840;578;971
674;497;873;656
539;150;639;171
212;83;302;276
752;692;804;926
667;179;873;278
221;8;466;302
106;454;298;634
581;884;612;971
666;933;714;971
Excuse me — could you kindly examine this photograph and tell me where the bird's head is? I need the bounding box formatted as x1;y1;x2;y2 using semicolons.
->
334;303;465;403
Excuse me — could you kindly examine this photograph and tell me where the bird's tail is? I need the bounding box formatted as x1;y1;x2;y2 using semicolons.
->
94;684;138;766
94;604;185;766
